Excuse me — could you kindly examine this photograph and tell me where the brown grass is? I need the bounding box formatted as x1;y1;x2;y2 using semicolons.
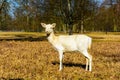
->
0;41;120;80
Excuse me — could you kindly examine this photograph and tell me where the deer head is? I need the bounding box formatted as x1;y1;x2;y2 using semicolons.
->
41;23;56;34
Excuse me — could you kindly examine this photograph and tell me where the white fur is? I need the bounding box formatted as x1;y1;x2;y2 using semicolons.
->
41;23;92;71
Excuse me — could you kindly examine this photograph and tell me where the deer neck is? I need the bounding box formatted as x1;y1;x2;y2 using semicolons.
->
47;32;56;43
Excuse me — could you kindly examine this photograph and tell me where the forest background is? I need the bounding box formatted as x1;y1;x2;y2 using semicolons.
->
0;0;120;34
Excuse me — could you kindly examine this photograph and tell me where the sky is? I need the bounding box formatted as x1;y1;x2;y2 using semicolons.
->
98;0;104;3
97;0;104;6
8;0;19;18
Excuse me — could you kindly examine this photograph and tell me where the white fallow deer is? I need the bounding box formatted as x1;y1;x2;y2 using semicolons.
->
41;23;92;71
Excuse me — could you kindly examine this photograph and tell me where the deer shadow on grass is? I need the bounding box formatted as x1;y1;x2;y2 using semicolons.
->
0;36;47;41
0;77;24;80
52;61;86;69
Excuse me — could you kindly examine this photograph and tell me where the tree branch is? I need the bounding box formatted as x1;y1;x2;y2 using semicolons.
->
0;0;6;13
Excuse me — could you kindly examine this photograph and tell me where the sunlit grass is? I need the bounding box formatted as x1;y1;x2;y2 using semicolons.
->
0;32;45;37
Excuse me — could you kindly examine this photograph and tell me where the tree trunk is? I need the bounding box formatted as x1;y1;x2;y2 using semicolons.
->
81;20;84;33
67;0;73;35
68;24;73;35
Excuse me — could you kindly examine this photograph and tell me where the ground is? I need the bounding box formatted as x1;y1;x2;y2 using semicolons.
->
0;32;120;80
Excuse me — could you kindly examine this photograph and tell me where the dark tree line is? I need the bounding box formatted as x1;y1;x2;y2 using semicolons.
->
0;0;120;34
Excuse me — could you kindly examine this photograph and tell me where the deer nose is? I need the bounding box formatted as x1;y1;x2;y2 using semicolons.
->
46;31;50;33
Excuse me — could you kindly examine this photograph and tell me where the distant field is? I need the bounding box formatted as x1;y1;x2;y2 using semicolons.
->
0;32;120;41
87;32;120;42
0;32;46;41
0;32;120;79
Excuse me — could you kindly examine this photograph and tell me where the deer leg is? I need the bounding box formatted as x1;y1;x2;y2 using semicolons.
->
89;55;92;71
86;58;89;71
81;50;92;71
59;50;63;71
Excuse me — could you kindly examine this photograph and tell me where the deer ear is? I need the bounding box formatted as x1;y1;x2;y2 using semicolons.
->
52;23;56;28
41;23;46;28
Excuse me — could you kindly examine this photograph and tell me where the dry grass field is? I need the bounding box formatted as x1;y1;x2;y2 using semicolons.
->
0;32;120;80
